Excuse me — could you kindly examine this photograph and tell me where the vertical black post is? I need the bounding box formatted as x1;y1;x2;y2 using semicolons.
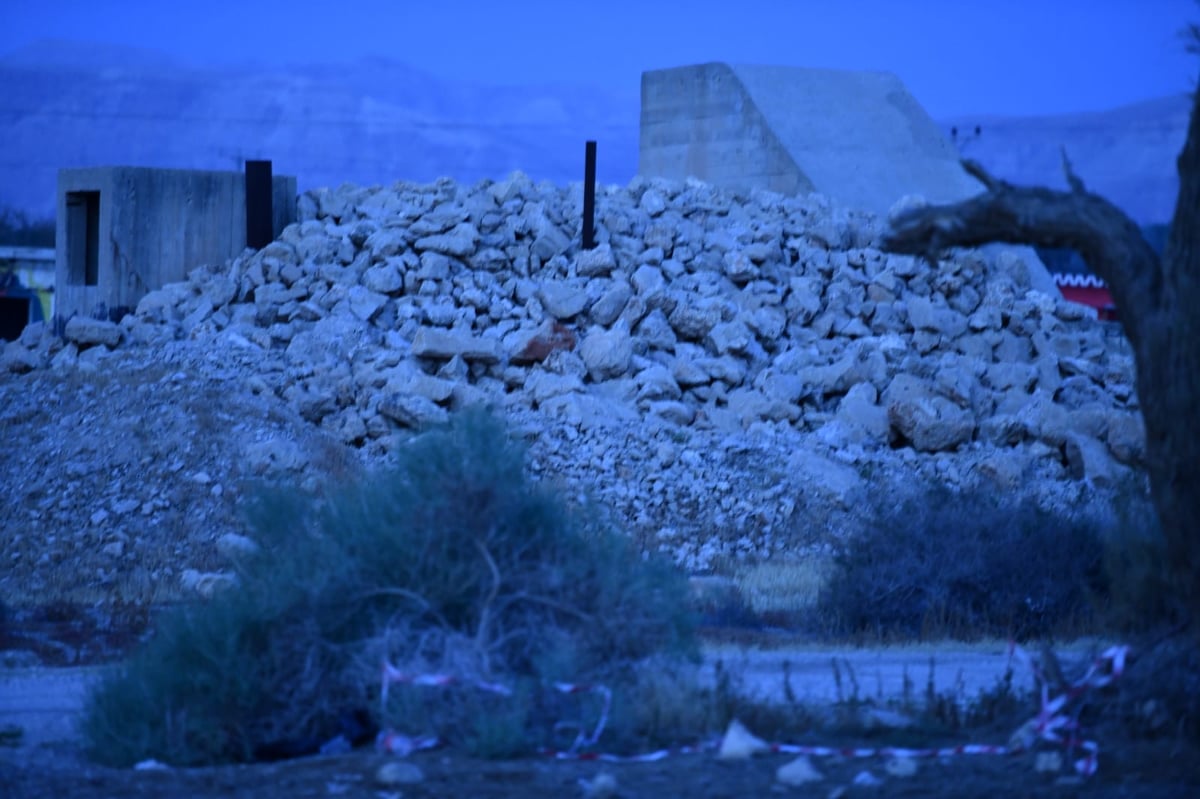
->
245;159;273;249
582;140;597;250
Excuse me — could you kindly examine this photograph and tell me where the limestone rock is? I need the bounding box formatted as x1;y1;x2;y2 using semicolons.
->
375;762;424;786
216;533;260;561
362;262;404;294
10;170;1149;592
590;280;632;326
180;569;237;598
776;756;824;786
525;370;584;403
411;327;502;363
537;281;590;320
378;393;449;427
528;212;570;261
2;344;41;373
579;325;633;381
787;449;864;506
64;316;122;348
635;364;681;402
347;285;388;322
1064;432;1119;487
414;221;478;258
707;320;754;355
579;772;619;799
835;382;890;443
885;757;918;778
669;299;724;341
717;719;768;760
244;437;310;474
575;243;617;276
888;396;975;452
509;320;577;364
1106;412;1145;465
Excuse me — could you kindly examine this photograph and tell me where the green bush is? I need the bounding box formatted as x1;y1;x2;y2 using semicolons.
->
82;408;698;766
812;481;1114;641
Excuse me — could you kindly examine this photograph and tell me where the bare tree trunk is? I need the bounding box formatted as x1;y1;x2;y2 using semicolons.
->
881;90;1200;624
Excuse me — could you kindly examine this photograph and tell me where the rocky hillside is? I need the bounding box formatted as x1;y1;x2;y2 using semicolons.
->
0;40;640;218
0;40;1182;229
943;95;1188;225
0;174;1145;609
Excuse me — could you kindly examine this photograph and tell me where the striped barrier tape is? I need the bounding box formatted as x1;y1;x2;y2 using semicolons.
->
551;681;612;752
379;660;612;755
1007;642;1127;777
380;658;513;707
539;739;1017;763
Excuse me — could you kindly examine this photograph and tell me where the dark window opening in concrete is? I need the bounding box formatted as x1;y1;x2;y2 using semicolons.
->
66;190;100;286
0;296;30;341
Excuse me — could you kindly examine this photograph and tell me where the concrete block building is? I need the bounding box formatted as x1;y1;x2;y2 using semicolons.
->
639;63;985;216
639;63;1058;297
55;166;296;322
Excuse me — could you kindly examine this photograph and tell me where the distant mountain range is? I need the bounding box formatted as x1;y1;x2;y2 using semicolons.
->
0;39;642;219
943;95;1189;226
0;39;1186;226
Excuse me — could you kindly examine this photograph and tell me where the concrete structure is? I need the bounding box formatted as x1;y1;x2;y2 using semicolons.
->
639;63;986;216
55;166;296;322
0;246;54;341
639;63;1059;298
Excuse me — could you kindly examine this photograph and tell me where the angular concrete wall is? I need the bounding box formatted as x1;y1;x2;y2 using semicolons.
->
640;63;984;215
55;166;296;322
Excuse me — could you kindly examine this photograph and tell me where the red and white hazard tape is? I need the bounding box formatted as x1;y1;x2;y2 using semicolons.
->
1007;642;1127;777
378;660;612;755
376;730;441;756
376;644;1128;777
539;737;1016;763
380;658;513;706
551;681;612;752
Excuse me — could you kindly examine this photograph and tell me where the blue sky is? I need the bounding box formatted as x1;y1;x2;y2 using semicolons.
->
0;0;1196;117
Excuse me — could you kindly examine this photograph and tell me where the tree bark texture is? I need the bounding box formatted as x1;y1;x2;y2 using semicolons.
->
881;91;1200;622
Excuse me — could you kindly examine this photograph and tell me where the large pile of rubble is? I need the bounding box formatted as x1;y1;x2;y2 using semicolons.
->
0;173;1145;605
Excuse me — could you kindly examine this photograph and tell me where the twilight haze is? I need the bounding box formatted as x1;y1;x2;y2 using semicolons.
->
0;0;1196;117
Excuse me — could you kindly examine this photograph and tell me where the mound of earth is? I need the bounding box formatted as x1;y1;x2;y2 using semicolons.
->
0;173;1146;613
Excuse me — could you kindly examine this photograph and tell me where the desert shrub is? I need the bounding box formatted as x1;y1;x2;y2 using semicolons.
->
1105;634;1200;741
812;481;1112;641
82;408;697;766
1093;483;1186;633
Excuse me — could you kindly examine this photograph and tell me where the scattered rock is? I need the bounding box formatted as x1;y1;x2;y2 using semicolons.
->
717;719;768;760
378;393;449;428
776;755;824;786
411;327;502;363
884;757;918;778
1035;751;1063;773
64;316;122;348
579;325;633;381
511;320;577;364
852;770;882;787
216;533;260;561
0;172;1147;599
579;771;619;799
374;761;425;786
538;281;591;320
180;569;238;598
